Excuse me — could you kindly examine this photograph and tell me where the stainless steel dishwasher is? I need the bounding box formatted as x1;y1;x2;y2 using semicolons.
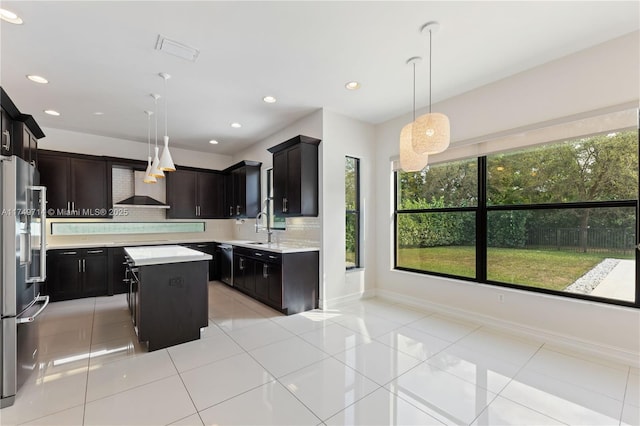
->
219;244;233;286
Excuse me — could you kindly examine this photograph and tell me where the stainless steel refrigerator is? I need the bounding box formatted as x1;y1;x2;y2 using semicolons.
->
0;155;48;408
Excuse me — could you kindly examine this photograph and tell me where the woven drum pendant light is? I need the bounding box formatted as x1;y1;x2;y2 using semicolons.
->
400;57;428;172
412;21;450;155
143;110;157;184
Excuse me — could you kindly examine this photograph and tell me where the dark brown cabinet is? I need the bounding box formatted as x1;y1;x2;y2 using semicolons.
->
232;246;318;314
13;121;39;166
182;242;219;280
166;169;225;219
268;135;320;217
1;88;45;162
224;161;261;218
38;151;111;218
1;108;12;157
45;248;109;301
108;247;129;295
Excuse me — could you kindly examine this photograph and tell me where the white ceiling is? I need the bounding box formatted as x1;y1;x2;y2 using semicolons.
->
1;1;638;155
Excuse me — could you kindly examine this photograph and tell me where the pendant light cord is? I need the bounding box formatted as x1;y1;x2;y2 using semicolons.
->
164;77;168;137
147;113;151;156
154;97;158;148
412;62;416;121
428;28;432;114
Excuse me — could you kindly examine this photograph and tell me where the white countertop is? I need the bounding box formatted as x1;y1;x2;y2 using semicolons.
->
47;238;320;254
124;245;212;266
222;240;319;254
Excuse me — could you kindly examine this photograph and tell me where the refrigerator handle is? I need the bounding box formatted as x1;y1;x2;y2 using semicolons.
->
25;186;47;283
16;295;49;324
2;129;10;151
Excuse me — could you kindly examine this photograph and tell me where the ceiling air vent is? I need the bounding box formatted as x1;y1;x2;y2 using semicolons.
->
155;35;200;62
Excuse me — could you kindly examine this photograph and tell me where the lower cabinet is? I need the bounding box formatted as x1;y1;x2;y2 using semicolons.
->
108;247;128;295
182;242;219;281
233;247;318;315
45;248;108;301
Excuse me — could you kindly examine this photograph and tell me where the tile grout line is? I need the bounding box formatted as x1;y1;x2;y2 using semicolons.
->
166;349;206;426
81;297;98;425
619;366;631;426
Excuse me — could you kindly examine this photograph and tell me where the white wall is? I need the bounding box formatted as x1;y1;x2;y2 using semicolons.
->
321;110;376;307
40;127;233;170
374;32;640;363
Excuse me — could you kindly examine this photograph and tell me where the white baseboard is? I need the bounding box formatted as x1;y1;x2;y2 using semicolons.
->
322;288;377;309
376;288;640;368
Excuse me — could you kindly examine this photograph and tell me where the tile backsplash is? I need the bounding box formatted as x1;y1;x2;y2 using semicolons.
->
234;216;320;247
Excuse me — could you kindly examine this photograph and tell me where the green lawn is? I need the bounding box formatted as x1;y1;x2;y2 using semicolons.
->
397;246;632;291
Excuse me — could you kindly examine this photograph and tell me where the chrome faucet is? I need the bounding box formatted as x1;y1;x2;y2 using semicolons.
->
255;197;274;243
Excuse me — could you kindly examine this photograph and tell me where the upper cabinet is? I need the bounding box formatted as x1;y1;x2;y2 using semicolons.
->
38;151;111;218
166;169;226;219
1;87;45;164
224;161;261;218
268;135;321;217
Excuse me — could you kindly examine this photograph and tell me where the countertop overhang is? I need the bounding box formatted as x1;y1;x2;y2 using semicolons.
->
48;239;320;254
124;245;212;266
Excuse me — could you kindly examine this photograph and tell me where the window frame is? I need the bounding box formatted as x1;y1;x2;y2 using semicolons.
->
346;156;361;270
394;134;639;309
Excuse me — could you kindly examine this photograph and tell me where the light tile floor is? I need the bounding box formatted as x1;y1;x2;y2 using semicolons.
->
1;281;639;425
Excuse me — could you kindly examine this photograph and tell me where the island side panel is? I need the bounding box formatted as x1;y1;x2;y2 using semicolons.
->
137;261;209;351
282;251;319;315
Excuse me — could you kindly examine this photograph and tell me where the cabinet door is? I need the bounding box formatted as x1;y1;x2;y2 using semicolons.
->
224;173;234;218
254;261;269;302
82;249;109;297
272;151;287;216
0;109;11;157
38;154;70;216
197;172;225;218
71;157;109;216
284;146;302;215
232;168;246;217
166;169;197;218
46;250;82;301
108;247;128;295
266;262;283;308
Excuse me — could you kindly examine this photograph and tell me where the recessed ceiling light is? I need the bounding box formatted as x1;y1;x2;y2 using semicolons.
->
0;8;23;24
231;122;242;128
44;110;60;116
26;75;48;84
263;96;276;104
209;140;219;145
345;81;361;90
93;112;104;116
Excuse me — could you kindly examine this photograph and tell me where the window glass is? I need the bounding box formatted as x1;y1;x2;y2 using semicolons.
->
487;131;638;205
487;207;636;302
396;211;476;278
397;158;477;209
346;157;361;269
267;168;285;230
393;126;638;307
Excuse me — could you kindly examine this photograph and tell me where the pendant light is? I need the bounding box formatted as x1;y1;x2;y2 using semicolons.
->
143;110;157;184
159;72;176;172
150;94;165;178
400;57;429;172
412;21;450;155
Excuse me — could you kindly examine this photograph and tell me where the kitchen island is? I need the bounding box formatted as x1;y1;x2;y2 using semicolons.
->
124;245;211;351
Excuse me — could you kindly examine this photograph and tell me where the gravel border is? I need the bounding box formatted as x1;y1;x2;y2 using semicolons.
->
565;258;620;295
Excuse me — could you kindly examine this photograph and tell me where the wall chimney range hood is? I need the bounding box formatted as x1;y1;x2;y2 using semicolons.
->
114;170;170;209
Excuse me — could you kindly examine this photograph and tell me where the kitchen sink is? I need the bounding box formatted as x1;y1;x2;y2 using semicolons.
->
247;241;265;245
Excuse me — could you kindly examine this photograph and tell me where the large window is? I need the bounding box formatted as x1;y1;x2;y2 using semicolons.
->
395;130;639;306
346;157;361;269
